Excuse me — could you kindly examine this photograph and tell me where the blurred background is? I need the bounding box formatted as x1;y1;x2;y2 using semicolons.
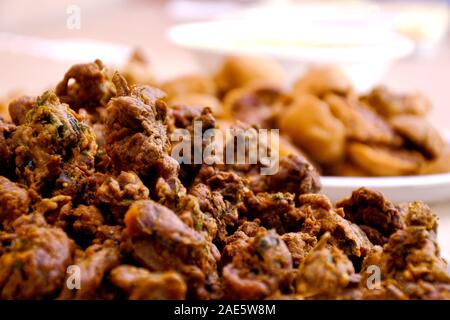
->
0;0;449;129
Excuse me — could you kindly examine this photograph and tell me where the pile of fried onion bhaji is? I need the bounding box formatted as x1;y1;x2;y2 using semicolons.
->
0;57;449;300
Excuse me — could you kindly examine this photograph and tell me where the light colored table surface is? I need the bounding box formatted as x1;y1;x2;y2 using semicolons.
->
0;0;449;255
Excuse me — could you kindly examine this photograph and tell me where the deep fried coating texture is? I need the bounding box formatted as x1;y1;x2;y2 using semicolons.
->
59;244;121;299
0;176;30;228
222;82;282;128
214;56;286;95
297;194;372;258
95;171;149;222
123;199;219;298
293;67;353;97
0;214;74;299
295;234;357;299
222;229;293;299
336;187;404;245
325;93;400;145
278;95;346;164
364;86;431;118
390;114;447;158
110;265;187;300
11;91;97;196
104;74;178;178
8;95;35;125
55;60;115;111
347;143;424;176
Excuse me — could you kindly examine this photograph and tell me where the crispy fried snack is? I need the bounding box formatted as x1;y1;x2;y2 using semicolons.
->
347;143;425;176
278;95;346;164
12;91;97;197
223;82;282;128
0;60;448;301
390;114;446;159
293;66;353;97
363;85;431;118
324;93;401;146
214;56;286;95
56;59;115;111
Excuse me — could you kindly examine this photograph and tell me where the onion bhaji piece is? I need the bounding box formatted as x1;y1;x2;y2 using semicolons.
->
324;93;401;146
360;224;450;299
55;59;115;111
55;204;105;247
11;91;97;197
262;154;321;196
297;194;372;258
110;265;187;300
293;66;353;98
364;85;431;118
59;244;121;299
214;56;286;96
0;214;74;299
347;142;425;176
104;74;178;179
95;171;149;223
278;94;346;165
0;176;30;228
295;233;358;299
390;114;447;159
8;95;35;125
157;177;219;242
222;229;293;299
245;192;301;234
280;232;317;268
222;82;282;128
336;187;405;245
123;199;220;298
402;201;438;232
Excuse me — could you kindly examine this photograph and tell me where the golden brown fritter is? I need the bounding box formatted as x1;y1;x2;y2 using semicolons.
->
0;214;74;299
324;93;401;146
8;95;35;125
123;199;220;299
104;74;178;179
11;91;97;197
278;95;346;164
293;66;353;98
110;265;187;300
347;143;425;176
336;187;405;245
390;114;446;158
363;85;431;118
222;229;293;299
59;244;121;299
222;82;282;128
55;59;115;111
214;55;286;95
0;176;30;229
295;233;357;299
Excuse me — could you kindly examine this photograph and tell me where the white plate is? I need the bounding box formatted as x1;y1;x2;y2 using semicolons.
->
168;18;414;91
322;173;450;205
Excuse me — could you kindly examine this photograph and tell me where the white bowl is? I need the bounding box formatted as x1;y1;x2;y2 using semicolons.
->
168;19;414;91
321;173;450;205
